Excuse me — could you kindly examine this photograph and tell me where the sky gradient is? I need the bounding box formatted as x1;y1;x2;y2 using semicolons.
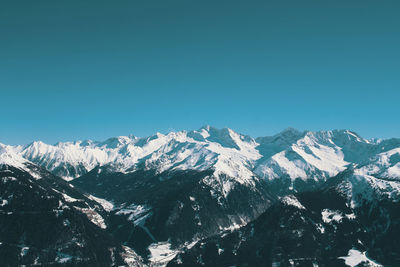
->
1;0;399;144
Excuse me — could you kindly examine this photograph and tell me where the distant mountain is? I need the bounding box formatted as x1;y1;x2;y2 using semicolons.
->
1;127;400;266
9;127;399;192
0;128;370;171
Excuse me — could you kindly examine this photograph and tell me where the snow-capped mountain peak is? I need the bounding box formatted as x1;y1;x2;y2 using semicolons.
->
0;143;42;179
14;127;260;182
3;127;400;196
0;143;28;169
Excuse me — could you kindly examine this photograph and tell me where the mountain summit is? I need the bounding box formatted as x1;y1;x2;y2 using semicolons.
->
4;127;390;177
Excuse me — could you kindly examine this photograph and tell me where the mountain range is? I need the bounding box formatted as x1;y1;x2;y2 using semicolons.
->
1;126;399;266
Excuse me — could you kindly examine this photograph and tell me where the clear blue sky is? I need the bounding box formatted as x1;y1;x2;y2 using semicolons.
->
1;0;399;144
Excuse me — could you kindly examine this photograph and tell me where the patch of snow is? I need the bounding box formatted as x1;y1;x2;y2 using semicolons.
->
346;213;356;220
148;242;180;267
321;209;344;224
282;195;306;210
56;253;73;264
339;249;382;267
0;199;8;206
183;239;200;250
86;194;114;211
63;219;70;226
316;223;325;234
115;204;152;226
218;216;247;232
74;207;106;229
61;193;80;203
20;246;29;257
120;245;143;267
52;188;81;203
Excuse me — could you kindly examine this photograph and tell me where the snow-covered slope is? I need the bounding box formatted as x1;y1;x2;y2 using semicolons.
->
254;130;361;183
17;127;262;187
4;127;400;194
0;143;43;179
0;143;30;170
356;147;400;180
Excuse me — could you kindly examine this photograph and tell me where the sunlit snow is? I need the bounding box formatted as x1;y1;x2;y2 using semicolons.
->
339;249;382;267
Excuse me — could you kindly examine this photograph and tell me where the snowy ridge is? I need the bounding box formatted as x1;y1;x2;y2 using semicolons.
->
0;143;29;170
281;195;306;210
0;143;41;179
356;147;400;179
2;127;400;197
339;170;400;208
14;127;263;189
255;131;352;182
